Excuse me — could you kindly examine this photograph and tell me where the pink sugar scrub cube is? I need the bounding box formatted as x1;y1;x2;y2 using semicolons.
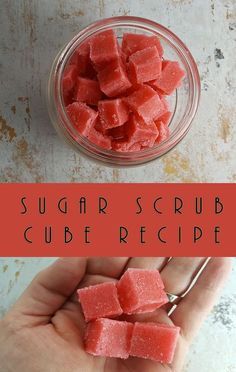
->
117;268;168;314
77;282;123;322
62;64;78;95
128;46;162;84
90;30;120;70
66;102;98;136
88;127;112;150
130;322;180;364
127;114;159;148
161;96;170;112
150;60;185;95
74;77;102;105
112;140;141;152
98;99;129;130
125;85;165;124
107;124;127;140
122;33;163;59
155;121;170;144
85;318;133;359
97;59;132;98
156;111;172;126
70;41;90;74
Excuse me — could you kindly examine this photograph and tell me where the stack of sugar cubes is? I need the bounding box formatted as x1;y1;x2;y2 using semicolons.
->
63;30;185;152
77;268;180;364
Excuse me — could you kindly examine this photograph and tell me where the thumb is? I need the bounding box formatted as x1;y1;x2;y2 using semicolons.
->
8;258;87;323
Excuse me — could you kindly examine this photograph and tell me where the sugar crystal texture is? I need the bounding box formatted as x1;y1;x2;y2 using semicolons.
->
127;114;159;148
98;99;129;129
85;318;133;359
74;77;102;106
117;268;168;314
122;33;164;58
88;127;112;150
98;59;132;97
62;64;78;95
77;282;123;322
125;85;165;124
130;322;180;364
150;60;185;95
128;46;162;84
90;30;120;70
66;102;97;136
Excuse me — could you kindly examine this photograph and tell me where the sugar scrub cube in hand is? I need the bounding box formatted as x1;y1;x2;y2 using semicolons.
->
117;269;168;314
77;282;123;322
128;46;162;84
85;318;133;359
98;99;129;130
125;85;164;124
130;322;180;364
90;30;120;70
66;102;98;136
151;60;185;95
98;59;132;98
122;33;163;58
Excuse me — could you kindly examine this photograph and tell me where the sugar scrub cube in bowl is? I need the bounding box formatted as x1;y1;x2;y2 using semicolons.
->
77;282;122;322
130;322;180;363
85;318;133;359
98;99;129;130
48;16;200;166
89;29;120;71
117;268;168;314
66;102;98;136
128;46;162;84
97;59;132;98
125;85;165;124
150;60;186;95
122;32;164;58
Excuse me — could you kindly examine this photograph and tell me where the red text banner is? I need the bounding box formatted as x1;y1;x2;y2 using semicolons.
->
0;183;235;257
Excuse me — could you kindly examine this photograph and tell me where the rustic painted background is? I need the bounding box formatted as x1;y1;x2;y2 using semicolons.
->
0;1;236;371
0;0;235;182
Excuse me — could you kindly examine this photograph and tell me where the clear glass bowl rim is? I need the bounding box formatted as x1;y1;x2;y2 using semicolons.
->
47;16;201;167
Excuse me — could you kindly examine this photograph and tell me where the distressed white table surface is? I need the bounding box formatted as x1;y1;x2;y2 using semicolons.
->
0;0;235;182
0;258;235;372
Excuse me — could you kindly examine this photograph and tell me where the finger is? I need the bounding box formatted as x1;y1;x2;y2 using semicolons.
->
170;257;232;343
125;257;169;272
87;257;129;278
51;303;85;346
10;258;87;321
160;257;206;295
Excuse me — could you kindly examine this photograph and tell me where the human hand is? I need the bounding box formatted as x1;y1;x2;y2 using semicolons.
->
0;257;231;372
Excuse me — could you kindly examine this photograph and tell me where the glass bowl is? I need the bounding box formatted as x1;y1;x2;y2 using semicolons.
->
47;16;201;167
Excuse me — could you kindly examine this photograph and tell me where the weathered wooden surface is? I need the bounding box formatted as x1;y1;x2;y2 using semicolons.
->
0;0;235;182
0;257;235;371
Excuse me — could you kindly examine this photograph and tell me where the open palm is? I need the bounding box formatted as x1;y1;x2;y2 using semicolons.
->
0;257;230;372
